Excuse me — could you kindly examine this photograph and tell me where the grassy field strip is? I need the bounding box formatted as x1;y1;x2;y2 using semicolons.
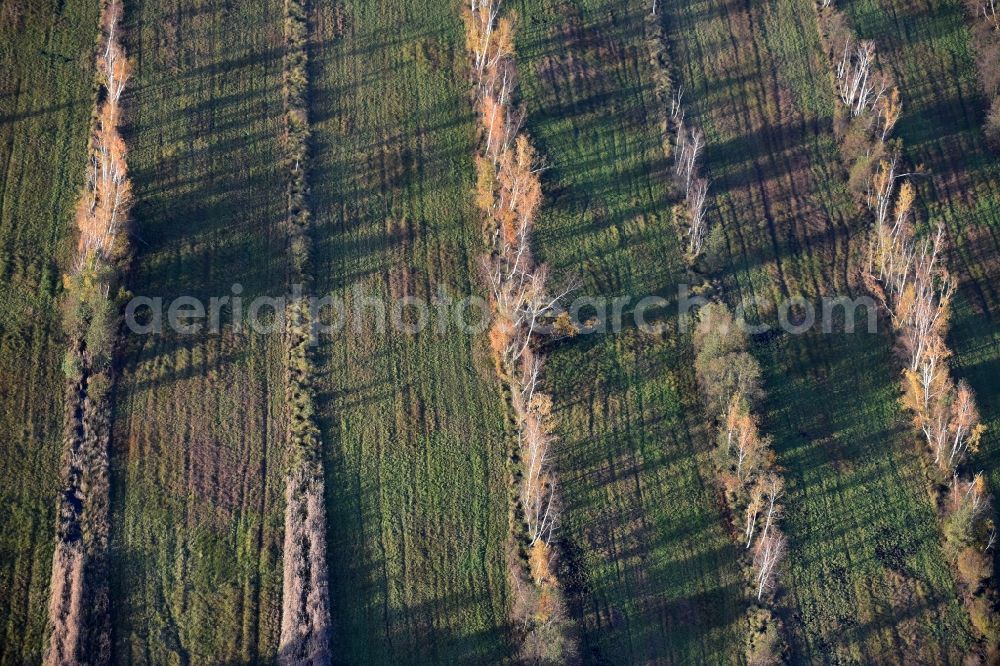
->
840;0;1000;584
513;0;748;661
0;1;99;661
663;0;971;660
109;0;289;661
308;0;513;660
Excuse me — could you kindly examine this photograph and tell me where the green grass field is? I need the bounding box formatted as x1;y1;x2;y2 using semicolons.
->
662;0;972;660
0;1;99;661
308;0;513;660
108;0;290;661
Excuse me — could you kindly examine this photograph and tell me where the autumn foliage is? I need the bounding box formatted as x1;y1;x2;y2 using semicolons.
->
846;9;997;649
693;303;788;662
463;1;576;660
76;0;132;266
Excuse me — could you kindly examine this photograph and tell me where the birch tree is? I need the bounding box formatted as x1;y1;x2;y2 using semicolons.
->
754;532;787;600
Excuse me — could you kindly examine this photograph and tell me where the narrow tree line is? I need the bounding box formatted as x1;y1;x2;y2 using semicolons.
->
693;304;788;665
815;0;999;651
668;88;710;260
46;1;132;662
462;1;577;660
644;7;711;263
647;11;788;660
816;2;901;200
642;12;789;662
961;0;1000;147
277;0;332;662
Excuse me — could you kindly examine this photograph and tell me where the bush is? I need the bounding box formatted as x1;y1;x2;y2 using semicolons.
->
745;606;784;665
969;596;1000;643
944;504;976;553
62;352;83;380
986;99;1000;150
957;547;990;588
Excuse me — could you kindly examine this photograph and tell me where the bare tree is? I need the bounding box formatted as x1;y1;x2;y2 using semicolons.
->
837;39;888;117
670;85;684;122
687;177;709;256
982;0;999;30
759;474;784;543
684;128;703;196
754;532;787;601
745;478;766;548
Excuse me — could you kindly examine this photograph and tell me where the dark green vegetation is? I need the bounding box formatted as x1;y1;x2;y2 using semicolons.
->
841;0;1000;577
308;0;513;660
662;0;974;660
513;0;746;661
108;0;289;661
0;1;99;661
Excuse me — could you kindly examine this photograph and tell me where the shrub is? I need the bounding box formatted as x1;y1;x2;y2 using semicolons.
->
62;352;83;380
969;596;1000;643
957;547;990;588
745;606;784;665
986;99;1000;150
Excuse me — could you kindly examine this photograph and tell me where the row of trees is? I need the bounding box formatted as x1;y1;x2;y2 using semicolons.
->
962;0;1000;147
47;1;133;663
862;156;997;644
694;303;788;665
277;1;333;663
463;1;577;660
669;87;710;259
817;3;900;199
648;19;787;660
817;0;998;650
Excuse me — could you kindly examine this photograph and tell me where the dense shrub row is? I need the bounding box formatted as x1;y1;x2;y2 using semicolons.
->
46;1;132;662
462;1;578;660
277;1;333;663
815;1;998;657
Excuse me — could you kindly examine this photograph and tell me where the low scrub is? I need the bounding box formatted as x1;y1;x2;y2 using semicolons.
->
276;1;333;661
